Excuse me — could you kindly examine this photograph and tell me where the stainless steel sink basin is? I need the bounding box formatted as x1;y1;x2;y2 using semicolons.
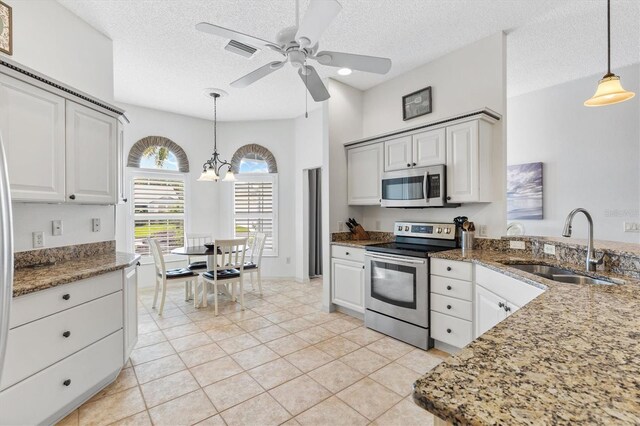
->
507;264;575;279
550;275;618;285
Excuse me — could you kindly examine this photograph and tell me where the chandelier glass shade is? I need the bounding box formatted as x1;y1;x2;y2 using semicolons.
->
198;92;236;182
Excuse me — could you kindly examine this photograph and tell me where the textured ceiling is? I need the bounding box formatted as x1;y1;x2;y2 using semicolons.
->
57;0;639;121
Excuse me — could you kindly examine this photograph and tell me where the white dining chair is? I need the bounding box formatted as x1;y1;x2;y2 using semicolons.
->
201;238;248;316
186;233;213;272
148;238;199;315
245;233;266;295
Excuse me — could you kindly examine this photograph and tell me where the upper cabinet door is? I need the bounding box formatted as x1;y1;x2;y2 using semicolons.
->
66;101;118;204
446;120;479;203
0;75;66;202
413;128;445;167
384;135;412;171
348;143;383;205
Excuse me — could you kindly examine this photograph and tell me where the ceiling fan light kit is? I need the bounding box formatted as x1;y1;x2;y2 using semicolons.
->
584;0;635;107
196;0;392;103
337;67;352;76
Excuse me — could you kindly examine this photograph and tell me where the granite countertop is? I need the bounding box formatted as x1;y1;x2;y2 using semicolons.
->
413;249;640;425
330;240;384;248
13;251;140;297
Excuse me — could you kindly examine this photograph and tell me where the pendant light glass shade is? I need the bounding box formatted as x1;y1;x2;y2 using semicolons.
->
197;168;219;181
222;169;236;182
584;74;635;106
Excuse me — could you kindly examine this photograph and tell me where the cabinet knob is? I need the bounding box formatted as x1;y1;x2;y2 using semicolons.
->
412;162;417;166
446;305;452;310
446;266;452;271
123;198;128;203
446;328;452;334
62;294;71;301
345;252;350;256
446;285;452;290
62;331;71;338
447;196;451;201
69;194;76;200
407;163;411;167
63;379;71;387
505;306;512;312
136;261;141;266
498;302;505;308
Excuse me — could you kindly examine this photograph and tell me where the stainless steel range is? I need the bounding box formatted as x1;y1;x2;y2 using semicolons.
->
364;221;457;350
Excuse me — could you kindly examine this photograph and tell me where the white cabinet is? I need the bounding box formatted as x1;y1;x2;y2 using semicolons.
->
123;263;139;362
331;246;365;313
413;128;446;167
347;143;383;205
446;119;493;203
0;74;66;202
475;285;508;337
66;101;118;204
384;136;412;171
117;120;128;204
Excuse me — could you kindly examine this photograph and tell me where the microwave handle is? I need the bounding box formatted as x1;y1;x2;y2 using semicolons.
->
424;172;431;202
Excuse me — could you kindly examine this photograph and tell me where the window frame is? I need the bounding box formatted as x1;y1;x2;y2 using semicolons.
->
127;168;189;263
231;173;279;257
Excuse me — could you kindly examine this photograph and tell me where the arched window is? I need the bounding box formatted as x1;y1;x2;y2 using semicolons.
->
230;144;278;174
128;136;190;172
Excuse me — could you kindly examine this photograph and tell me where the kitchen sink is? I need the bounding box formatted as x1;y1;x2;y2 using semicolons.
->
504;263;622;285
550;275;618;285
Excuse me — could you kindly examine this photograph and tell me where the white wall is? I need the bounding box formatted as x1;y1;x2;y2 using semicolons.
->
5;1;116;252
507;63;640;243
359;33;508;237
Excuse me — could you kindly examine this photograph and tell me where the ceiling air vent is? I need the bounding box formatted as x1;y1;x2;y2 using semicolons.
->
224;40;257;58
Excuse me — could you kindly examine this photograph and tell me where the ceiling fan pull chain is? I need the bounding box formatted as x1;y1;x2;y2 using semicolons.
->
296;0;300;28
305;62;309;118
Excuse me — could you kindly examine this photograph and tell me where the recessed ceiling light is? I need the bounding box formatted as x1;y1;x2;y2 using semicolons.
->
337;68;352;76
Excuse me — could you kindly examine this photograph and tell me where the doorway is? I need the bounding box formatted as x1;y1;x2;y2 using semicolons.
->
308;168;322;278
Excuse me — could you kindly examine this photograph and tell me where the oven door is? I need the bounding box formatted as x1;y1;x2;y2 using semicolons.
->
364;252;429;327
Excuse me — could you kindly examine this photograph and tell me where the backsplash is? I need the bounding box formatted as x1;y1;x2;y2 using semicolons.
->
14;240;116;269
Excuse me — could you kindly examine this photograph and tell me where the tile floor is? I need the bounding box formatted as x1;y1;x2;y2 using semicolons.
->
57;278;447;426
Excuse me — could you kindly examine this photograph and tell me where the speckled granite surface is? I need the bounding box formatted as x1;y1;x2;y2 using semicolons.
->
413;249;640;425
331;231;395;249
14;240;117;268
13;250;140;297
331;240;386;248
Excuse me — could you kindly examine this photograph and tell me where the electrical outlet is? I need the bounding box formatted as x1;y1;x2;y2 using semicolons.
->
32;231;44;248
375;220;381;230
286;257;291;264
509;240;525;250
544;244;556;255
52;220;63;236
624;222;640;232
92;218;101;233
478;225;487;237
338;221;344;232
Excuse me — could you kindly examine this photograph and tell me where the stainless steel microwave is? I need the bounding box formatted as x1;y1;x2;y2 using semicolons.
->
380;165;459;208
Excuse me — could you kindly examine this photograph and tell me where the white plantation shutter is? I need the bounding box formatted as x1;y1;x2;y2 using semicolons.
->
132;176;185;255
233;175;278;255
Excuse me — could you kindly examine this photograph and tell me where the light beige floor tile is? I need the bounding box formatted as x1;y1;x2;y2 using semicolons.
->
288;305;317;317
321;318;360;334
269;375;331;416
263;310;298;324
315;336;361;358
250;324;290;343
57;409;78;426
107;410;152;426
148;389;217;426
236;316;274;332
266;334;310;356
217;333;261;354
134;354;186;384
78;387;146;426
300;311;333;325
307;360;363;393
339;347;391;375
224;309;260;322
371;398;435;426
248;358;303;390
135;331;167;349
294;326;336;344
279;317;314;333
162;323;203;340
281;418;301;426
284;346;334;372
195;316;233;331
194;414;226;426
396;349;445;374
155;314;192;330
130;342;176;366
203;372;265;412
231;344;280;370
366;337;414;360
295;396;368;426
88;367;138;403
369;362;421;396
169;332;213;352
340;327;385;346
140;370;199;408
190;355;244;387
138;321;160;335
178;342;227;368
220;393;291;426
206;323;245;341
336;378;402;420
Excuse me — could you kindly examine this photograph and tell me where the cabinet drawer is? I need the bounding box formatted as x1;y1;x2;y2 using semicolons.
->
431;259;472;281
475;266;544;307
431;275;472;301
331;245;365;263
431;293;472;321
11;271;123;328
431;311;473;348
0;330;123;426
2;292;123;390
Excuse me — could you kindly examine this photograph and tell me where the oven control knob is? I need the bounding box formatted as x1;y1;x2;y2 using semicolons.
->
436;227;442;233
404;226;409;231
444;228;451;234
397;226;402;231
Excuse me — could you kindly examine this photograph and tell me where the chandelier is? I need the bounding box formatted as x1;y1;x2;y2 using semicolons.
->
198;90;235;182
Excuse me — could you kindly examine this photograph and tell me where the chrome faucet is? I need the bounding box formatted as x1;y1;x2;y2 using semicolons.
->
562;208;604;272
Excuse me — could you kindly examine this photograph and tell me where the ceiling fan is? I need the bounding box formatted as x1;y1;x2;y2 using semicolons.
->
196;0;392;102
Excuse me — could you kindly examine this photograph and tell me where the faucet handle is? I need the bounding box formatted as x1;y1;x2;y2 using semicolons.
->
589;253;605;266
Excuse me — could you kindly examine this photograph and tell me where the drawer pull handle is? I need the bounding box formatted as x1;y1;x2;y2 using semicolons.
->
69;194;76;200
446;305;452;310
63;379;71;387
446;285;452;290
446;266;452;271
136;261;141;266
498;302;505;308
62;331;71;338
62;294;71;301
505;305;512;312
446;328;452;334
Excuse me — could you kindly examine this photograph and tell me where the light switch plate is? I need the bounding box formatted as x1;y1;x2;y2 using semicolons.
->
624;222;640;232
52;220;63;236
544;244;556;255
92;218;101;233
32;231;44;248
509;240;525;250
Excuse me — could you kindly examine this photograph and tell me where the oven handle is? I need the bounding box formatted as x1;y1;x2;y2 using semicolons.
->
366;253;426;265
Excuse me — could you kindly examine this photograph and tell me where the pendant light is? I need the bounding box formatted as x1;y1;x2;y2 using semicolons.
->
198;90;236;182
584;0;635;107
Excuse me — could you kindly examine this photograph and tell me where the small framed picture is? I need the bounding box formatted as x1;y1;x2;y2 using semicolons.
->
0;1;11;56
403;86;432;121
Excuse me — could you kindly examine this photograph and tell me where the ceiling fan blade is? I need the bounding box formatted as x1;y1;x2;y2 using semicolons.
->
298;65;330;102
231;61;285;88
315;51;392;74
196;22;282;52
295;0;342;48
